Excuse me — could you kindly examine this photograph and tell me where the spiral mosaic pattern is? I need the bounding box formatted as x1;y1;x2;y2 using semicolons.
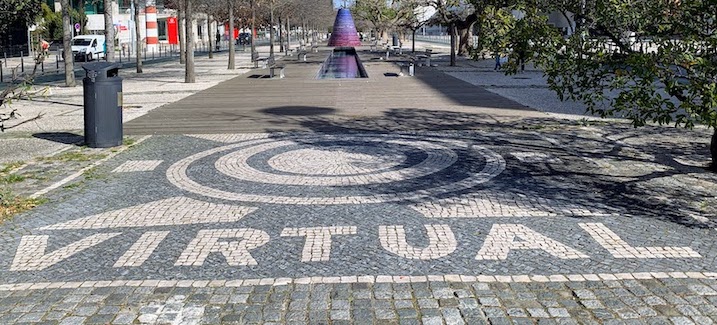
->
215;139;457;186
167;134;506;204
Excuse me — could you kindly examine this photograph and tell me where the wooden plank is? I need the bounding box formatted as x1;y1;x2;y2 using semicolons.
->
124;51;542;135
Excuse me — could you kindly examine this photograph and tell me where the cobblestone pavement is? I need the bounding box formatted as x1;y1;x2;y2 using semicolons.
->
1;116;717;324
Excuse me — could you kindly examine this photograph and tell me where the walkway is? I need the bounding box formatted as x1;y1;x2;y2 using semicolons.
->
0;46;716;324
124;49;536;135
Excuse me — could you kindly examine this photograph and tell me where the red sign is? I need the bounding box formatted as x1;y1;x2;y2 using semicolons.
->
224;24;239;40
167;17;178;45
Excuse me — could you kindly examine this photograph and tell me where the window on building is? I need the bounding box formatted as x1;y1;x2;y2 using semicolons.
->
118;0;131;11
83;0;104;14
158;19;167;41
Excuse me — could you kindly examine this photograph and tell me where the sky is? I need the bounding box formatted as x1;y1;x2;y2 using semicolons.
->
333;0;354;8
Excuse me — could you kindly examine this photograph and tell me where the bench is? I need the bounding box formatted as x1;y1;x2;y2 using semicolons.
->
297;50;308;61
417;49;433;66
311;45;319;53
267;57;285;79
252;51;270;68
256;57;271;69
369;41;379;52
397;60;414;77
385;45;393;59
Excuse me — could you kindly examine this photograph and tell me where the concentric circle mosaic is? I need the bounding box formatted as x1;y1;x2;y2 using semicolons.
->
167;134;506;204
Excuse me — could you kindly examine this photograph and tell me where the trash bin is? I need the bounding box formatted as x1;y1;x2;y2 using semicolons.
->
82;62;123;148
392;34;399;46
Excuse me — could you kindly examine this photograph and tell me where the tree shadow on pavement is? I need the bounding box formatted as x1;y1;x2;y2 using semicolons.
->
260;107;716;229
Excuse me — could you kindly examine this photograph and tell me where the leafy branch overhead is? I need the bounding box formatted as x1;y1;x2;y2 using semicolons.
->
0;0;42;35
478;0;716;167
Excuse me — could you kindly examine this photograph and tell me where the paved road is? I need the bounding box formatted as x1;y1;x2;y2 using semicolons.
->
1;48;717;324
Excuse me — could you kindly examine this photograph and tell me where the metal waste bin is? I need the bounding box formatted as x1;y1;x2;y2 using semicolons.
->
392;34;399;46
82;62;122;148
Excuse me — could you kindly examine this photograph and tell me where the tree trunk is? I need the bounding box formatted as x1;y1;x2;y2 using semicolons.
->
185;0;194;83
412;28;415;53
207;17;213;59
449;24;456;66
250;0;256;66
455;15;477;57
711;129;717;171
228;4;235;69
178;5;185;64
133;0;142;73
457;26;470;56
269;0;274;58
279;16;283;53
104;0;115;62
286;17;290;49
61;0;75;86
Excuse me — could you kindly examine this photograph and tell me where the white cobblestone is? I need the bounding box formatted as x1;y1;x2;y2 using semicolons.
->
475;224;589;260
111;160;164;173
410;191;613;218
379;224;457;260
166;134;506;204
11;233;121;271
579;223;702;258
280;226;358;262
113;231;170;267
40;197;256;230
175;229;270;266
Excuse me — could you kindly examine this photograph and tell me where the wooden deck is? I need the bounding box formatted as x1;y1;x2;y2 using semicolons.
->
124;49;544;135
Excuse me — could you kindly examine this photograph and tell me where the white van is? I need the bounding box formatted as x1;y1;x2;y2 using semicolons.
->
71;35;106;61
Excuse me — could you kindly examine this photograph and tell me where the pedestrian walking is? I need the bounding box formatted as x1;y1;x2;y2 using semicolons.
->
215;31;221;51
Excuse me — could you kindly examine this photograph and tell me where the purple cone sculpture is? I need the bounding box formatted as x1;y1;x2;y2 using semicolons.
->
328;9;362;47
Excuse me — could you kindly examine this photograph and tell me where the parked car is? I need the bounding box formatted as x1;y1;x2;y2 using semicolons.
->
71;35;106;61
238;33;252;45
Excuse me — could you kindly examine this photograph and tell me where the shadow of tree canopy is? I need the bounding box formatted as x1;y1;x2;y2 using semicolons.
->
255;107;716;229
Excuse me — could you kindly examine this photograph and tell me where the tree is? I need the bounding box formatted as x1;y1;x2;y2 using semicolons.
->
185;0;195;82
61;0;75;86
1;49;49;132
400;4;432;53
352;0;419;42
104;0;115;62
133;0;143;73
427;0;478;65
179;2;186;64
0;0;42;37
471;4;515;59
228;0;236;69
207;15;214;59
510;0;717;168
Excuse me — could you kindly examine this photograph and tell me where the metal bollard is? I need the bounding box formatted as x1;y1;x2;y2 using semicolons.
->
1;63;3;82
20;52;24;72
152;49;155;60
